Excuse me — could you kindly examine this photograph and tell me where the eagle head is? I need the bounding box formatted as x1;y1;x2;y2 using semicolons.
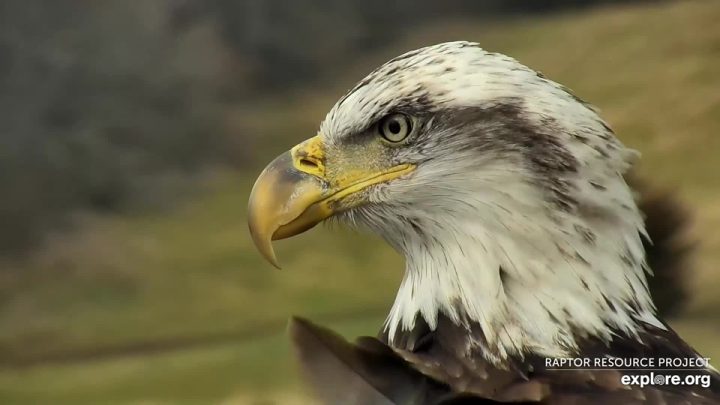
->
248;41;661;362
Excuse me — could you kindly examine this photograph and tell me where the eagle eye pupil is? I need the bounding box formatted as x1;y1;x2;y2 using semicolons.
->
388;120;401;134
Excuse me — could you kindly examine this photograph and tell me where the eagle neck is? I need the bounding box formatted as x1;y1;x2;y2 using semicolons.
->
382;209;662;363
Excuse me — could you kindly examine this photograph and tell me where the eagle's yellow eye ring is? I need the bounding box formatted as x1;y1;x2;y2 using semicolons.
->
378;113;412;143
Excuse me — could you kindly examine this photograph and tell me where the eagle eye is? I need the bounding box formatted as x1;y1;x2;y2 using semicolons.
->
378;113;412;143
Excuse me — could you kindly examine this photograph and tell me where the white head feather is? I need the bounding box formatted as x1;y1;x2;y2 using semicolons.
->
320;41;661;363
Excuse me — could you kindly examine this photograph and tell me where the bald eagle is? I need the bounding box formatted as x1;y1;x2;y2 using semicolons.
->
247;42;719;404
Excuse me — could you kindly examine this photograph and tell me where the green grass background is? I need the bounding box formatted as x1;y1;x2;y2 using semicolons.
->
1;1;719;403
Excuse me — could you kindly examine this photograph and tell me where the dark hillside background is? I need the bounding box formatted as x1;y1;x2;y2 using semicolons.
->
0;0;665;254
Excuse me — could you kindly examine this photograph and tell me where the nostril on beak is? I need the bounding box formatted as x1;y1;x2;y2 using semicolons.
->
299;158;319;170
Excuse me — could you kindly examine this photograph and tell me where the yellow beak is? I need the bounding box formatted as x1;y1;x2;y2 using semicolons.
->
247;135;414;268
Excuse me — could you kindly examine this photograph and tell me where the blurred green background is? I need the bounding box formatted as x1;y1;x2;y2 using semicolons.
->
0;0;719;403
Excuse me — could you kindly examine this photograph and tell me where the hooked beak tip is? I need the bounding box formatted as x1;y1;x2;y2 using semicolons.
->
247;150;327;268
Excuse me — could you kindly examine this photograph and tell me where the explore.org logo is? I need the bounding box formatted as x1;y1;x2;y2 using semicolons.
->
543;356;714;389
621;372;712;389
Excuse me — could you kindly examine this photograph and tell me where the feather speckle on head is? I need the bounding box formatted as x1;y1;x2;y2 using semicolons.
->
321;41;659;363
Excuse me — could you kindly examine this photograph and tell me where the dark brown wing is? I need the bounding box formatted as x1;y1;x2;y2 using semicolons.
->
291;316;720;404
289;317;524;404
289;316;453;405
